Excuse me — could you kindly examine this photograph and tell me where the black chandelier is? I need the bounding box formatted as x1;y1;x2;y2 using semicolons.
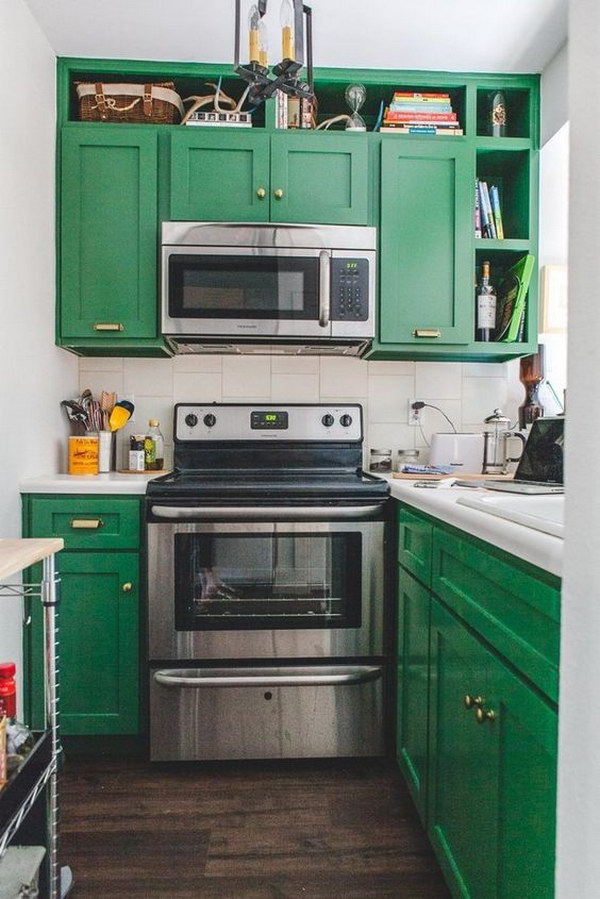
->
234;0;314;104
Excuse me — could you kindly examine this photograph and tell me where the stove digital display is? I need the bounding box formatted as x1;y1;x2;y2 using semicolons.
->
251;411;289;430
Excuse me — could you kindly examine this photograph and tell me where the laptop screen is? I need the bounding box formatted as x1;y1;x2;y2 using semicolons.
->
514;417;564;484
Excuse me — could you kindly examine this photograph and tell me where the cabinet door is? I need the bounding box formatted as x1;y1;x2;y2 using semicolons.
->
60;126;158;340
30;552;139;735
428;600;498;898
488;652;557;898
170;129;270;222
380;140;473;345
397;569;430;823
270;132;369;224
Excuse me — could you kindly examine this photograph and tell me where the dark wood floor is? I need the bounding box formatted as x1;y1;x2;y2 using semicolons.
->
60;755;450;898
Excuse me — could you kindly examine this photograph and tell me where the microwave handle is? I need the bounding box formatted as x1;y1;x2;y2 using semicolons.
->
319;250;331;328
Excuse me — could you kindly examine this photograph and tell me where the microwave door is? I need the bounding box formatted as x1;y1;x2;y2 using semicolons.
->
162;246;332;338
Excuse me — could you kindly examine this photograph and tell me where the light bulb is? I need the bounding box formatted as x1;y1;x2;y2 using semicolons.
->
258;17;268;68
280;0;295;61
248;4;260;64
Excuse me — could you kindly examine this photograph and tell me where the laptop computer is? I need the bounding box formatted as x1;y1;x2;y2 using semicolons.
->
456;417;565;494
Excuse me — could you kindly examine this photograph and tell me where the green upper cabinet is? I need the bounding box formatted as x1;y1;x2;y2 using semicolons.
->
169;129;369;225
269;132;369;224
60;125;164;352
170;129;271;222
379;139;473;346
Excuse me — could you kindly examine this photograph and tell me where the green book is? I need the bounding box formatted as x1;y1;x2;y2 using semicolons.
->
494;254;535;341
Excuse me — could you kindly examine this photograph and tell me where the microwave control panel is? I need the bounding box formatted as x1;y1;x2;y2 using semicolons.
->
330;258;370;322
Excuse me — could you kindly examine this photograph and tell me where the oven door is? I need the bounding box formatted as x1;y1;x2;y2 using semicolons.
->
162;246;331;338
147;518;384;660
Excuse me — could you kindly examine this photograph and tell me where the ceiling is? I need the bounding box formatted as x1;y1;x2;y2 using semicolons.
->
24;0;567;74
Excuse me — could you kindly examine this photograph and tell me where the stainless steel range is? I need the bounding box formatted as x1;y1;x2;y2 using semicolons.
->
146;403;390;761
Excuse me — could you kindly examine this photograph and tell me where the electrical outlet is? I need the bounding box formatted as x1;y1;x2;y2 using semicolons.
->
408;399;422;426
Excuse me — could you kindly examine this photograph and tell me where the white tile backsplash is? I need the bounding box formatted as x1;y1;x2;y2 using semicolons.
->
79;354;523;465
123;358;174;397
222;356;271;397
415;362;462;399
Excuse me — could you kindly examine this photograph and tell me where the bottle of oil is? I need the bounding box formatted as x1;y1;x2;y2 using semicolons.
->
144;420;164;471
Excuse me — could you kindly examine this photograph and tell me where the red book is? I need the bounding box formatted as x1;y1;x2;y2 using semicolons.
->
385;110;457;123
393;92;451;101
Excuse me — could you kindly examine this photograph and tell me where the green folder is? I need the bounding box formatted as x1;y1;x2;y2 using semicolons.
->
494;254;535;342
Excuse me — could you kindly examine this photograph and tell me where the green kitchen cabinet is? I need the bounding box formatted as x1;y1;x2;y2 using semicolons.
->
169;128;369;225
428;598;557;898
379;140;474;347
59;124;167;355
395;503;559;897
24;495;142;736
396;568;431;824
30;552;139;735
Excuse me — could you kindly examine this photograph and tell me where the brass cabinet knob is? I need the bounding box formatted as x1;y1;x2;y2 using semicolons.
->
464;694;483;709
274;188;284;199
475;706;496;724
122;582;133;593
256;187;266;199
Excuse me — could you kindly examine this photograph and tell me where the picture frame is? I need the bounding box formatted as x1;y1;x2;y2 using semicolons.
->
540;264;568;334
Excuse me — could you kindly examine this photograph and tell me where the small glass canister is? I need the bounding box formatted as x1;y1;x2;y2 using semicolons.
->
396;448;420;472
369;448;392;472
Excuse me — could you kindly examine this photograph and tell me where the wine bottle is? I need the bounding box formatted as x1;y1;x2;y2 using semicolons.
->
476;261;497;341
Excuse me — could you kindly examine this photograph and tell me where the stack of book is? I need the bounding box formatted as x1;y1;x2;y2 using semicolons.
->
276;92;318;129
475;179;504;238
380;91;463;135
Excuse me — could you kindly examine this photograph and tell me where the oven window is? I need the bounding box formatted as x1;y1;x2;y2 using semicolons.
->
174;532;362;630
168;254;319;319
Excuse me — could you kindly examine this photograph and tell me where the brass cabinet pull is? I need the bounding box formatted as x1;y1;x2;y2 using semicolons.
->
256;187;266;199
475;706;496;724
413;329;441;339
122;582;133;593
464;694;483;710
94;323;124;332
274;188;284;199
70;518;104;530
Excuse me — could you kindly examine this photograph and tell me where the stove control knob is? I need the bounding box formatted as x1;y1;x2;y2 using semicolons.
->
340;414;353;428
184;413;198;428
203;413;217;428
321;414;335;428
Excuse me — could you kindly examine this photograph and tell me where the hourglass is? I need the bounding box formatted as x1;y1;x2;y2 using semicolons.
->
345;83;367;131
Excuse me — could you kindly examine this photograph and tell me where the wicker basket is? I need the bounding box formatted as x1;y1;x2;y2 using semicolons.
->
75;82;184;124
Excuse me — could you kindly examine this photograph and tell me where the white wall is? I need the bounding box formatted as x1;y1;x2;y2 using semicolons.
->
541;42;568;146
0;1;78;677
78;355;523;471
556;0;600;895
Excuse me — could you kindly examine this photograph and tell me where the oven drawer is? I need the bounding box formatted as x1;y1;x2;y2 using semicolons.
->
149;665;384;761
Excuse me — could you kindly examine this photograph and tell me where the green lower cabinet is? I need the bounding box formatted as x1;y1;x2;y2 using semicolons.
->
428;598;557;898
30;552;139;735
396;568;431;823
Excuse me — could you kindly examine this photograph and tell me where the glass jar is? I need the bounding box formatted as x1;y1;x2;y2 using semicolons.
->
369;448;392;472
396;448;420;472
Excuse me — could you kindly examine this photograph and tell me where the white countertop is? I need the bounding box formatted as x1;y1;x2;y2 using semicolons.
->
382;475;563;578
20;472;164;495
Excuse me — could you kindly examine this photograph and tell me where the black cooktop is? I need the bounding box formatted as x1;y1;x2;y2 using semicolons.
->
146;467;388;502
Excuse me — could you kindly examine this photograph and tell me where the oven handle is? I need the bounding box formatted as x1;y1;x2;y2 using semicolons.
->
153;666;382;689
148;504;384;521
319;249;331;328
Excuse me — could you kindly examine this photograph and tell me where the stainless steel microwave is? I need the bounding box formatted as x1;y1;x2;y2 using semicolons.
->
161;222;376;355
